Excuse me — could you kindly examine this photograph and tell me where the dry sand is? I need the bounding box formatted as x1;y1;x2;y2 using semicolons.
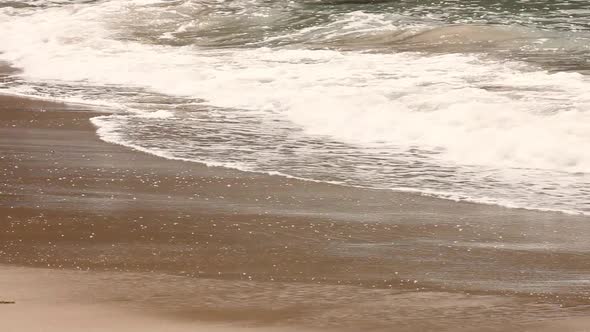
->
1;94;590;331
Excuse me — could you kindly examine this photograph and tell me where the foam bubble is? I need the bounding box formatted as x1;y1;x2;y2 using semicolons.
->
134;110;174;119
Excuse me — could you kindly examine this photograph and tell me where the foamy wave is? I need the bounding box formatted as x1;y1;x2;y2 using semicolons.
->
1;0;589;215
90;115;258;171
1;2;588;172
90;113;588;216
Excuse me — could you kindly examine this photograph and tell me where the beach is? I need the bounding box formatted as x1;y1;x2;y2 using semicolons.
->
2;0;590;330
2;95;590;331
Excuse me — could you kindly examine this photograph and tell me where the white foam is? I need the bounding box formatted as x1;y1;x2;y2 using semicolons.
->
133;110;175;119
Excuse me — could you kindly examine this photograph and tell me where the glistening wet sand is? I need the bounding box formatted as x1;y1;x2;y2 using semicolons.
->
1;95;590;331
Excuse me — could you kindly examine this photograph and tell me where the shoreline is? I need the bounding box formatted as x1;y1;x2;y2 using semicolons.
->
8;88;586;218
92;115;590;218
2;89;585;219
2;94;590;330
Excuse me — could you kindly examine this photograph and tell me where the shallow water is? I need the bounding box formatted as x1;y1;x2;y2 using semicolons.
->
0;0;589;214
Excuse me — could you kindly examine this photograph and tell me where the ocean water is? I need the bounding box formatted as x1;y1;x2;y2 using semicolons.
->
0;0;589;215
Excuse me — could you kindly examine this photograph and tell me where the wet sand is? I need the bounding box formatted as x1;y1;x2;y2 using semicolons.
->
1;266;302;332
2;94;590;331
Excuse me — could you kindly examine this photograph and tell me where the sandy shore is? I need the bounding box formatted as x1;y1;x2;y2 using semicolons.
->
2;94;590;331
1;265;307;332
